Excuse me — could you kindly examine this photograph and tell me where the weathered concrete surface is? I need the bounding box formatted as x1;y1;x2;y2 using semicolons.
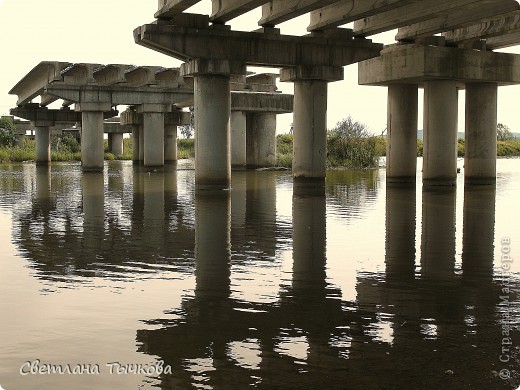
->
194;75;231;188
35;126;51;164
386;84;418;183
108;133;124;156
231;111;247;167
423;80;459;186
292;80;328;182
246;113;277;168
81;110;105;172
359;44;520;86
465;82;498;184
134;24;383;67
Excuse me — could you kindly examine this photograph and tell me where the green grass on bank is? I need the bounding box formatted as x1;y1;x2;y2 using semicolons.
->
2;135;519;164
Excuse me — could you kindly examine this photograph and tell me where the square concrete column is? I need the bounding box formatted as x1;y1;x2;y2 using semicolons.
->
181;59;247;188
108;133;124;156
465;82;498;185
138;124;145;163
77;102;112;172
164;123;178;162
131;125;140;164
386;84;418;183
32;120;54;165
423;80;459;186
246;113;277;168
140;104;169;167
231;111;247;168
281;66;343;183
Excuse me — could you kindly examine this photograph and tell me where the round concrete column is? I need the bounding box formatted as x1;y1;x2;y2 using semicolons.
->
465;82;497;184
131;125;140;164
164;123;178;163
246;113;277;168
231;111;246;168
81;111;105;172
293;80;328;182
423;80;459;186
109;133;124;156
138;124;144;163
35;126;51;164
143;112;165;167
387;84;418;183
194;75;231;188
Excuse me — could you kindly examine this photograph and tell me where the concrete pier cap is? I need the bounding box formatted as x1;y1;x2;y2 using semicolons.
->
359;42;520;186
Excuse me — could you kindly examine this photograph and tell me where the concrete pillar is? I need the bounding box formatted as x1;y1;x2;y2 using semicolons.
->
34;124;51;164
131;125;140;164
292;80;328;181
15;134;26;148
246;113;277;168
181;59;246;188
387;84;418;183
423;80;459;186
465;82;498;185
109;133;124;156
141;106;165;167
231;111;246;168
194;75;231;187
164;123;177;162
138;124;145;162
280;66;343;183
76;102;112;171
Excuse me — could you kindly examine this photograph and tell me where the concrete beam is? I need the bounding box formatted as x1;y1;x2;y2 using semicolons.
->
8;61;71;105
395;0;520;41
93;64;134;86
260;0;337;27
124;66;165;87
353;0;500;37
134;24;383;67
358;44;520;86
10;106;81;122
61;63;101;85
246;73;278;92
44;84;193;106
155;0;202;18
231;92;293;113
443;10;520;49
211;0;268;24
308;0;415;32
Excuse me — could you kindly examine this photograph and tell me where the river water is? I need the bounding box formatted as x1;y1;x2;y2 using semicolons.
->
0;159;518;389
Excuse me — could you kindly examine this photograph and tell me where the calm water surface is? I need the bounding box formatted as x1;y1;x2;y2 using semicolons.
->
0;159;519;389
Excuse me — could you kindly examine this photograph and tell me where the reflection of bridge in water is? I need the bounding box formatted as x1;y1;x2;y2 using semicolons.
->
3;164;519;388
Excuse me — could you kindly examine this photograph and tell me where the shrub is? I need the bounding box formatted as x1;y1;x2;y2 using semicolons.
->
177;139;195;159
0;117;17;148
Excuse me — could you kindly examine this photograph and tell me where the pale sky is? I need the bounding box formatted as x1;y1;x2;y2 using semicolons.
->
1;0;519;134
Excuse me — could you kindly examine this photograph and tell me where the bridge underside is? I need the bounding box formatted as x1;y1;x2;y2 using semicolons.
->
133;0;520;187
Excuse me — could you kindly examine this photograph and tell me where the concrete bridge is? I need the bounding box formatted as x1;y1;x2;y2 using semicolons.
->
9;62;293;172
132;0;520;187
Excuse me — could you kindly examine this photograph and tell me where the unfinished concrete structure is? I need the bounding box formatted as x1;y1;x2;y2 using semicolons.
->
135;0;520;186
9;61;292;172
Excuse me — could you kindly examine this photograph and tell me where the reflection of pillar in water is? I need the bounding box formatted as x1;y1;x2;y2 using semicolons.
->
420;187;456;279
292;183;327;288
195;190;231;298
231;171;247;230
82;173;105;254
163;164;178;210
462;185;496;281
246;171;277;257
143;172;165;256
35;165;52;203
385;184;417;282
107;161;124;193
